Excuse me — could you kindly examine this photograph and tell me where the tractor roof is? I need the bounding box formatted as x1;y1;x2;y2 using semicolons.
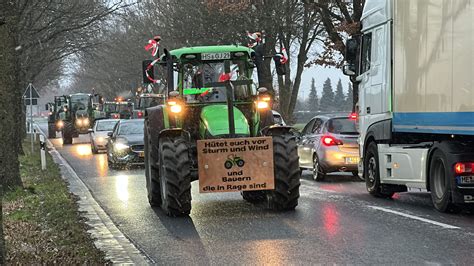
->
170;45;253;60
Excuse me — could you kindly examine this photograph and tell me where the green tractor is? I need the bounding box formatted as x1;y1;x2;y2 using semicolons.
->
61;93;104;144
132;93;165;119
143;44;300;216
46;96;67;138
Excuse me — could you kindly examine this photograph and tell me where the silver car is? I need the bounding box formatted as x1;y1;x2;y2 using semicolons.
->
89;119;119;154
297;114;360;181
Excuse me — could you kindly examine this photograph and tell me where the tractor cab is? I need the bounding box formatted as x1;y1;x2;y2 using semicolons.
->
132;93;165;118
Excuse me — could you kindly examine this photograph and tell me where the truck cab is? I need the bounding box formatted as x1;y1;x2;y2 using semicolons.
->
343;0;474;212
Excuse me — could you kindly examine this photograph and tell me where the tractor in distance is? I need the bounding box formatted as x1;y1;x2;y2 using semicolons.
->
61;93;104;144
132;93;166;119
46;95;66;138
143;43;300;216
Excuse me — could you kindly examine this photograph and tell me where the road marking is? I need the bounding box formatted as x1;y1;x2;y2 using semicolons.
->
368;206;460;229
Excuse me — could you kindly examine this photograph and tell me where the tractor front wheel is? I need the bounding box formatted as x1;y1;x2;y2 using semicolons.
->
266;134;301;211
62;122;74;145
158;136;192;216
48;123;56;138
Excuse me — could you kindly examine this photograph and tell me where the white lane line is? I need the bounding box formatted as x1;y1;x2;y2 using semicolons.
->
368;206;460;229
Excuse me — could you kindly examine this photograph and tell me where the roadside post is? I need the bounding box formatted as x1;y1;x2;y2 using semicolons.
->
39;134;46;170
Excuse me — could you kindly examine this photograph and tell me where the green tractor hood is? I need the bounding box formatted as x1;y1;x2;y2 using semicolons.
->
200;105;249;137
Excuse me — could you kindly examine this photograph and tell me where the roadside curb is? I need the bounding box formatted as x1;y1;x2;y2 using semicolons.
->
36;124;150;265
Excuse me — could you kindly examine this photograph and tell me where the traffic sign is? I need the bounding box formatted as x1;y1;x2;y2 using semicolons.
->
23;83;40;99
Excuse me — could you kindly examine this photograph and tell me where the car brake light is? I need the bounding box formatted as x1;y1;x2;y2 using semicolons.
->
322;136;343;146
455;162;473;174
137;111;143;118
349;112;358;120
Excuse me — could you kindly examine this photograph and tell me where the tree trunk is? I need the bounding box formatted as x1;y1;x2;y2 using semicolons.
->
0;4;23;191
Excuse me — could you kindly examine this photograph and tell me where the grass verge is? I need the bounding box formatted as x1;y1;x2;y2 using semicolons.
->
2;138;107;264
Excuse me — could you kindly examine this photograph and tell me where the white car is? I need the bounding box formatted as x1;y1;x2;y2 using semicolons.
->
89;119;119;154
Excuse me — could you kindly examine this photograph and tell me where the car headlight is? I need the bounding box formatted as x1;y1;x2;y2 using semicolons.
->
96;137;105;143
114;142;129;151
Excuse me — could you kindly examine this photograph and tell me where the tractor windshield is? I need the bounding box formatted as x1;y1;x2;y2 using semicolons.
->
104;103;117;112
70;95;90;111
182;60;251;103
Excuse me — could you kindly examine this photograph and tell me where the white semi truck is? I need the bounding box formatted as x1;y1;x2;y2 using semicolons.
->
343;0;474;212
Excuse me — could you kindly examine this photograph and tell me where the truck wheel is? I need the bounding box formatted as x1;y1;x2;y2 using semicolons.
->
429;149;460;213
242;191;265;203
365;142;394;198
145;123;162;206
159;136;192;216
312;155;326;181
266;134;300;211
48;123;56;138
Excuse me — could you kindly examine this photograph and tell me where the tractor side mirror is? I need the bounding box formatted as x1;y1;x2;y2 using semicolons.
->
273;55;286;76
142;59;154;84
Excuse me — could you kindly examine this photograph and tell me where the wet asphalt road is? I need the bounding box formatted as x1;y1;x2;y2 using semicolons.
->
38;122;474;265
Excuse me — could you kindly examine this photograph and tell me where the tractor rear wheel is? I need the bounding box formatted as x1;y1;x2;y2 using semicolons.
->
266;134;301;211
145;122;161;206
48;123;56;138
159;136;192;216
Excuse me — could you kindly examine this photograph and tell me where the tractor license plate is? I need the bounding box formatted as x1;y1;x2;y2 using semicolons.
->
460;176;474;184
345;156;359;164
201;52;231;61
138;151;145;158
197;137;275;193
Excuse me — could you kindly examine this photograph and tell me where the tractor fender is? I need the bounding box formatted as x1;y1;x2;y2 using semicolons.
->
159;128;191;142
261;125;293;136
145;105;167;157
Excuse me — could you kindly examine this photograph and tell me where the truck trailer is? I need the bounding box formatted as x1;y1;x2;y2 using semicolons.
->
343;0;474;212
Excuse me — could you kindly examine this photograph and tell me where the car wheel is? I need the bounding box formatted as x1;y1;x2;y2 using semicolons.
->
91;141;98;154
312;155;326;181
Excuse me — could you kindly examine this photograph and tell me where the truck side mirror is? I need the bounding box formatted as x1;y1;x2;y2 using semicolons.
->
342;64;356;76
345;37;359;63
142;59;154;84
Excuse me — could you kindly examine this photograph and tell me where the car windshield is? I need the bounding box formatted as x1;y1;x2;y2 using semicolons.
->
140;97;164;108
118;122;143;135
70;95;90;111
182;60;251;103
96;121;118;131
327;118;358;135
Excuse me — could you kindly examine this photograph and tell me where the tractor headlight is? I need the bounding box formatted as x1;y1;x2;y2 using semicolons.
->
56;120;64;129
76;119;83;126
168;100;183;114
83;118;89;126
256;101;269;109
114;142;129;151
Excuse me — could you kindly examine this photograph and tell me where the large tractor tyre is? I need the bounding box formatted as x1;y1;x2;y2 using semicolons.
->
48;123;56;139
364;142;394;198
312;155;326;182
429;150;461;213
242;191;266;203
62;122;74;145
159;136;192;216
266;134;301;211
145;122;162;207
